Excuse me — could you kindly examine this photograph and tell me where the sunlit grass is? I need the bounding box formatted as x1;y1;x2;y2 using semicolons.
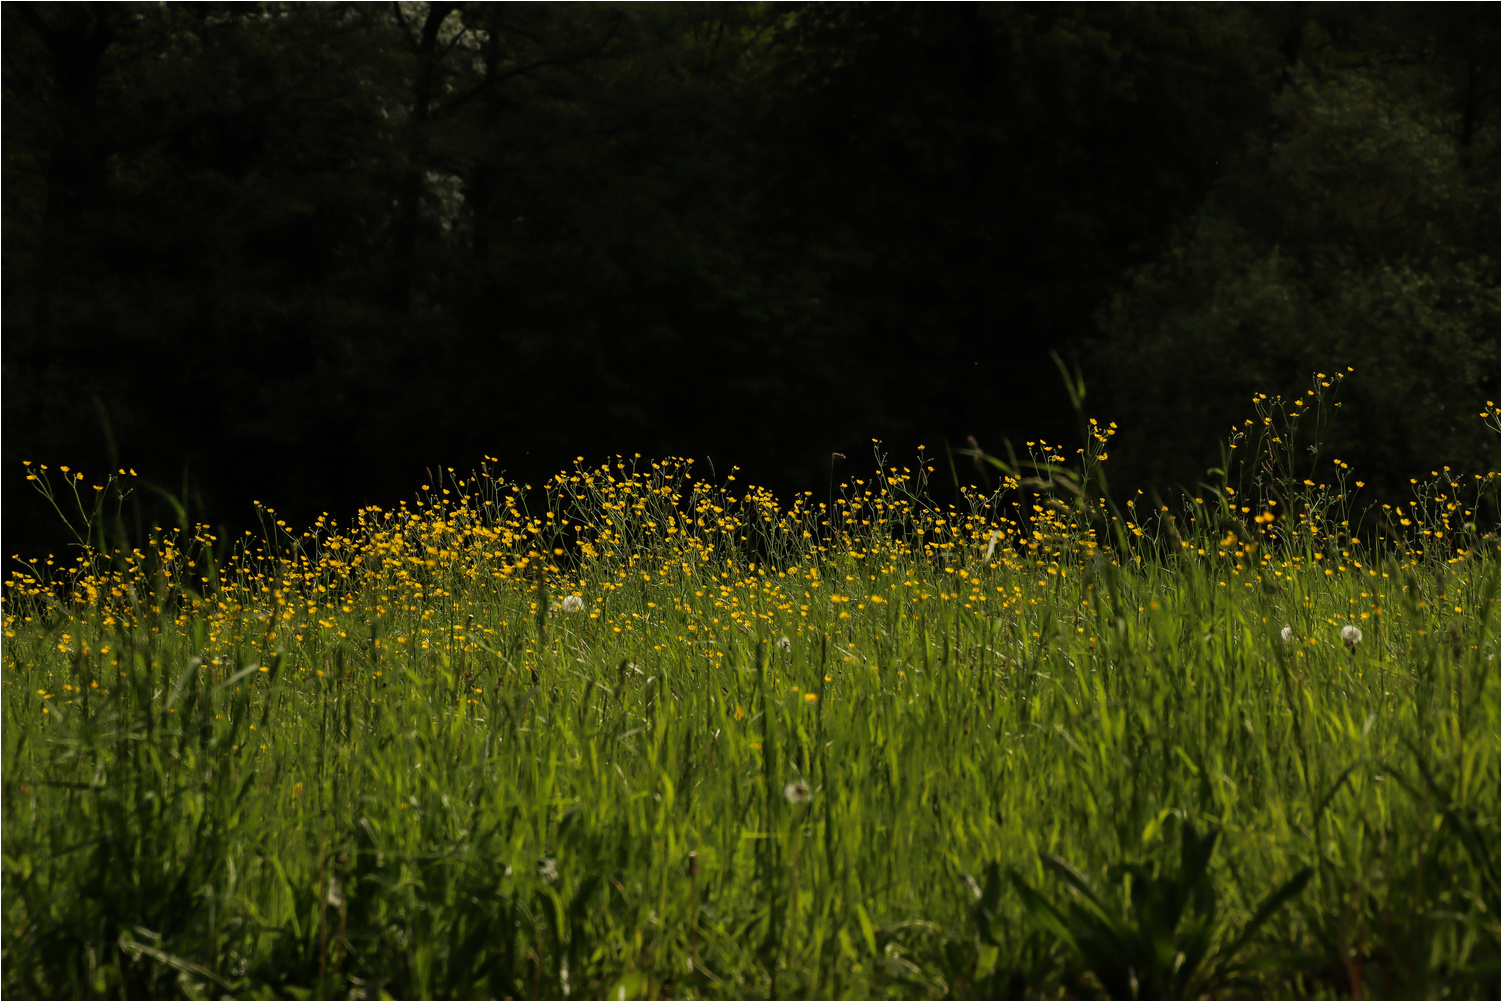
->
4;389;1498;999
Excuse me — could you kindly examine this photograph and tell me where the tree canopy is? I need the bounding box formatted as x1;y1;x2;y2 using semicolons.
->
5;2;1495;552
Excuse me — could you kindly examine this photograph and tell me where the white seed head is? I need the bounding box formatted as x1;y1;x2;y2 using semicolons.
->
561;595;584;613
537;857;559;884
776;636;791;652
984;529;1003;562
960;872;983;901
783;781;812;805
1341;625;1363;648
1280;625;1294;643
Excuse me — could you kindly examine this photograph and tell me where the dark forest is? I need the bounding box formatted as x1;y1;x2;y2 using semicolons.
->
5;2;1497;554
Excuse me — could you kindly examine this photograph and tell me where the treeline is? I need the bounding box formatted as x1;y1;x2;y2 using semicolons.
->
4;2;1496;554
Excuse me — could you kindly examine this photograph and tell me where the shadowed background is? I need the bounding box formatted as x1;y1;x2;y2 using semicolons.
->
5;2;1497;555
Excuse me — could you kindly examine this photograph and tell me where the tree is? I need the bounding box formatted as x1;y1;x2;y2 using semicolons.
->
1091;4;1500;496
756;2;1278;455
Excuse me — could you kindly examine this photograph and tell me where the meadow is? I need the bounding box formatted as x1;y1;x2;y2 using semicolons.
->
4;382;1499;999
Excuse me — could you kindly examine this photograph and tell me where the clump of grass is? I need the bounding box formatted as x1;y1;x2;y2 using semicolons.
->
3;381;1497;998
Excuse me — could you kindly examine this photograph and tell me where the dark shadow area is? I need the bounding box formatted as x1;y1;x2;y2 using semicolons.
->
5;2;1496;555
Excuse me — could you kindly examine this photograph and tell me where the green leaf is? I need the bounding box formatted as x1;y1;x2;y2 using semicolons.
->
1212;866;1313;978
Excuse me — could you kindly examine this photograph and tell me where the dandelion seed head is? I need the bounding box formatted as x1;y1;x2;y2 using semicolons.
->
960;872;983;901
984;529;1003;562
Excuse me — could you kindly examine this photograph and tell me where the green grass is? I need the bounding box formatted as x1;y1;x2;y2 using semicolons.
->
3;431;1498;999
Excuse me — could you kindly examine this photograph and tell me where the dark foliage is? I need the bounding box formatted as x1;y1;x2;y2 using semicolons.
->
4;2;1495;556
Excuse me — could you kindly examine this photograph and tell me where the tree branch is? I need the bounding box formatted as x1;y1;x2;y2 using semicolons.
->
391;0;415;50
437;26;620;119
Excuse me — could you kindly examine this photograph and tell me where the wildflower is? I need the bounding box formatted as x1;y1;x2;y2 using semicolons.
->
1280;625;1294;643
776;636;791;652
1341;625;1363;650
537;857;559;884
783;781;812;805
561;595;584;613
